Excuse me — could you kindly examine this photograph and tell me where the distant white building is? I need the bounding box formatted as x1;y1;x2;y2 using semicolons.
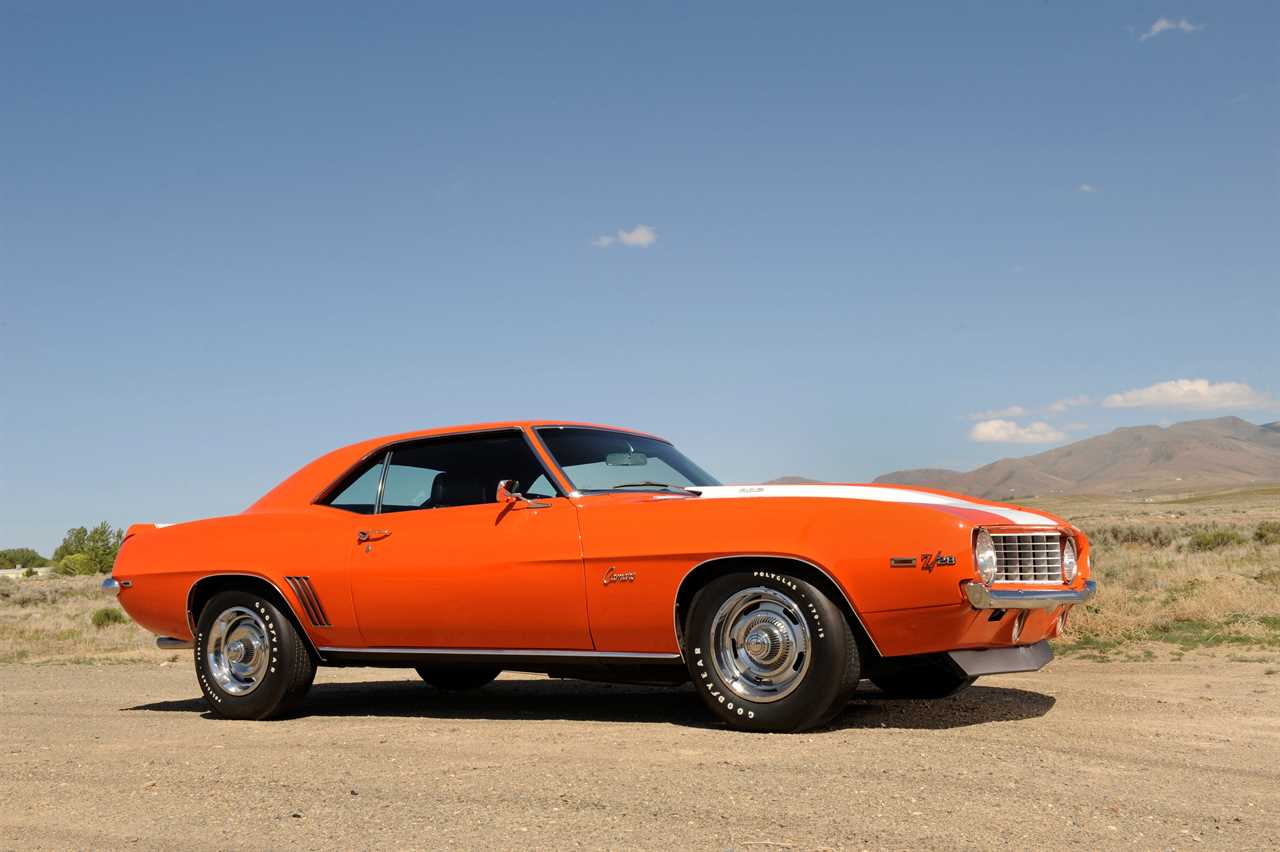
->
0;565;54;580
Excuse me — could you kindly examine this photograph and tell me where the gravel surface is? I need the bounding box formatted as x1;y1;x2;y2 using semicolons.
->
1;654;1277;850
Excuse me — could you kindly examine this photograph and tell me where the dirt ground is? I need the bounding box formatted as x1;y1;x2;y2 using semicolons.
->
1;654;1277;851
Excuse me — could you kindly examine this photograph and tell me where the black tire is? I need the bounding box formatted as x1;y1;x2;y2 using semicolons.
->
194;590;316;720
683;570;859;732
415;665;501;690
871;656;976;699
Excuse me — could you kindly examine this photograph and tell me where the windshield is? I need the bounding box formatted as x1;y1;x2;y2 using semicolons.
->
536;427;721;493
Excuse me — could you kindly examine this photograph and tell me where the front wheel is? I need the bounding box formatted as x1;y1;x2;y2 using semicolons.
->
194;591;316;720
683;571;859;732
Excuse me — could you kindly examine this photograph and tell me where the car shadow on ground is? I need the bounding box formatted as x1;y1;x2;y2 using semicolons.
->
128;677;1055;731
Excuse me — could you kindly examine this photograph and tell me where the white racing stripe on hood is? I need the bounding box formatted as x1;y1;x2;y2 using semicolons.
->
690;485;1059;527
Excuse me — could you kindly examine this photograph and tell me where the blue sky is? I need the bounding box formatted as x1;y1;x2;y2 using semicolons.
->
2;3;1277;555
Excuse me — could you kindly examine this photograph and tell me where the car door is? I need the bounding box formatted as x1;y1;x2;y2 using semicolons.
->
345;429;591;650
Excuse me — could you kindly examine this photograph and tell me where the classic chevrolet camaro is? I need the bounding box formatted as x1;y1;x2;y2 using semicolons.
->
105;421;1096;731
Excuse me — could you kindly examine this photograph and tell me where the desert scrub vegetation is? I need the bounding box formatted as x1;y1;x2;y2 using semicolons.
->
0;575;168;664
1256;521;1280;546
1056;513;1280;655
91;607;128;628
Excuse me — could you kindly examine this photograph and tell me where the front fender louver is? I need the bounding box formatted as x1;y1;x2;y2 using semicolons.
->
284;576;331;627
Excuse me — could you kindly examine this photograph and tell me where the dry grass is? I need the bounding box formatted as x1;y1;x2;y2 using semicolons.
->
1029;487;1280;655
0;575;171;664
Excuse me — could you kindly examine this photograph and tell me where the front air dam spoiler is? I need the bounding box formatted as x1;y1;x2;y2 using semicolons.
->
949;640;1053;676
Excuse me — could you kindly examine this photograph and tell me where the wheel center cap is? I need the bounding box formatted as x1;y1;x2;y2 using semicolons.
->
744;630;773;661
226;640;247;664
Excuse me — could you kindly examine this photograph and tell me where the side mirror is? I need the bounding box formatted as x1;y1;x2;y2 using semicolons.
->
496;479;520;504
496;479;551;509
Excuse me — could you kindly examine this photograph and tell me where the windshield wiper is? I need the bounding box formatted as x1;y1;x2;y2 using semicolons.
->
609;482;701;495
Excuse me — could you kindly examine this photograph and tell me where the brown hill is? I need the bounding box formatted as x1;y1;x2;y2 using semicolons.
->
873;416;1280;498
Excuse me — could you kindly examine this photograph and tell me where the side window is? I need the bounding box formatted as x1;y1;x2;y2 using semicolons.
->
378;430;561;513
526;474;557;499
381;462;442;512
323;455;386;514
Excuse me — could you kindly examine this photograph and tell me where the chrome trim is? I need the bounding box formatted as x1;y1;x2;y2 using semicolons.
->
101;578;120;596
185;572;324;661
962;579;1098;611
672;554;882;657
156;636;194;650
372;450;391;514
949;640;1053;676
317;646;681;660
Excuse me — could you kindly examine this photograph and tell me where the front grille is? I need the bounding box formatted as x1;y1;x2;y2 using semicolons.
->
992;532;1062;583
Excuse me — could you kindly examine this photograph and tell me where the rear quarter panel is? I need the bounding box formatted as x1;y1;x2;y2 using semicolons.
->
112;508;360;646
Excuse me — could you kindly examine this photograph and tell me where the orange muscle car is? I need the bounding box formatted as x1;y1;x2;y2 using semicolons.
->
105;421;1096;731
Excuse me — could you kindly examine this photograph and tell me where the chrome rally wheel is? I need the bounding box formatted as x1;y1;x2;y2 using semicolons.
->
684;570;859;732
194;590;316;720
206;606;271;696
710;587;812;703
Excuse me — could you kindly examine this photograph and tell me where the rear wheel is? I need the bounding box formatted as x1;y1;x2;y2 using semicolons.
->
683;571;859;732
194;590;316;720
871;656;975;699
415;665;501;690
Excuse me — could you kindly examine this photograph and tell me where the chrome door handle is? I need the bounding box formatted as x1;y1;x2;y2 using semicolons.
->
357;529;391;543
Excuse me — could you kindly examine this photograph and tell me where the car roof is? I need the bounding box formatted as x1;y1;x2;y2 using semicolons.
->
244;420;666;513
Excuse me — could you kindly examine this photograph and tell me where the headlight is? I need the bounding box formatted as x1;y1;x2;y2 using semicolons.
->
1062;539;1078;584
974;529;998;585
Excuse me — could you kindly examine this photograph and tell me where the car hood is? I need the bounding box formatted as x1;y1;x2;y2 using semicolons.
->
687;484;1062;527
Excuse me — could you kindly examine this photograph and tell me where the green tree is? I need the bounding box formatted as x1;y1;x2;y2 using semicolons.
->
56;553;95;576
0;548;49;569
52;527;89;562
52;522;124;574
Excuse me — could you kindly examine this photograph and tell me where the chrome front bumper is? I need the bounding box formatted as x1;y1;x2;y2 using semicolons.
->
962;579;1098;611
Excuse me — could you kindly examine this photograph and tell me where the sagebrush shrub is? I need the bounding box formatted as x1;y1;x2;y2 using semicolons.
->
91;607;128;628
1186;529;1246;552
1255;521;1280;546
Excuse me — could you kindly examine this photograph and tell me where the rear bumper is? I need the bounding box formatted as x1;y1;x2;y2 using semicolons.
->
949;640;1053;676
962;579;1097;611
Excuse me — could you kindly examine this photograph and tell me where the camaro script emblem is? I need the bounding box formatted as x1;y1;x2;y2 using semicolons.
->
603;565;637;585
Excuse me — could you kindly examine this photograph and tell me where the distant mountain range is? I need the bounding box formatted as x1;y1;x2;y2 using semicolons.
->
767;417;1280;498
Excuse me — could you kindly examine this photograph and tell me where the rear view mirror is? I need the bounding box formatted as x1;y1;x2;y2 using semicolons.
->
606;452;648;467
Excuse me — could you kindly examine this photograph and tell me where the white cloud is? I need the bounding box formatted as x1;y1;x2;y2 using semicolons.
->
1077;183;1099;193
1102;378;1277;410
617;224;657;247
967;405;1027;421
1047;395;1092;414
969;419;1067;444
594;224;657;249
1139;17;1201;42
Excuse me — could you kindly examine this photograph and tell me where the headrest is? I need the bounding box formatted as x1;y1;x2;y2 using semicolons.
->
430;471;490;508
